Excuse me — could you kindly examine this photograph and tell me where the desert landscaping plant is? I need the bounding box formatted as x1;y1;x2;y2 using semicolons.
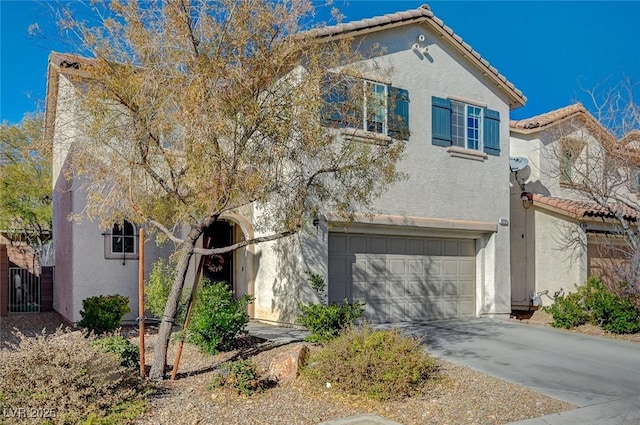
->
545;277;640;333
0;329;149;425
145;258;190;325
93;334;140;369
185;281;253;354
297;272;364;342
303;326;437;400
209;359;274;396
78;294;130;334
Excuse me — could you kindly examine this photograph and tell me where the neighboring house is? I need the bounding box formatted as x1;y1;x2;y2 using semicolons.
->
509;103;639;309
45;4;526;324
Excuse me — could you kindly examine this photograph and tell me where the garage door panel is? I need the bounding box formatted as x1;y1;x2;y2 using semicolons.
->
353;280;386;300
458;280;475;296
370;237;387;254
442;301;458;316
459;240;475;256
389;259;406;275
458;301;475;316
368;259;387;276
407;280;429;297
443;260;458;276
350;235;368;252
408;239;424;255
426;240;442;255
443;281;458;296
364;302;388;323
407;259;424;276
328;234;476;323
443;240;459;256
426;281;441;296
329;256;348;279
329;235;347;253
426;259;442;276
328;279;348;304
426;302;443;319
459;260;474;277
387;281;406;298
389;238;406;254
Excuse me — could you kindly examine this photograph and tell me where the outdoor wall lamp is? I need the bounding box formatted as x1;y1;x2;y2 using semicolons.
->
412;34;428;55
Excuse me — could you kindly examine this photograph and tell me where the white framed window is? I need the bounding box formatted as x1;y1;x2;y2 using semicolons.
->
432;96;500;156
321;74;410;141
104;220;138;260
364;81;388;135
451;101;483;151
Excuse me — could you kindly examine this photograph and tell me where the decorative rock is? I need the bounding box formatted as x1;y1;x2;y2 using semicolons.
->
268;345;309;382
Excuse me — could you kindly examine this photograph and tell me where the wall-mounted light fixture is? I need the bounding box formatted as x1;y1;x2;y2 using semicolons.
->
412;34;428;55
521;191;533;204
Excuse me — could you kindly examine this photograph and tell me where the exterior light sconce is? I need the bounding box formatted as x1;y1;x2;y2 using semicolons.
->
412;34;428;55
521;191;533;205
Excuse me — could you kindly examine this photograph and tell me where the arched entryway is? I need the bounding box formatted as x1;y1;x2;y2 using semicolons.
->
201;218;254;316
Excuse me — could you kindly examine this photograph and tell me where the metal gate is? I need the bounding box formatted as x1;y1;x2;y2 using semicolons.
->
8;267;40;313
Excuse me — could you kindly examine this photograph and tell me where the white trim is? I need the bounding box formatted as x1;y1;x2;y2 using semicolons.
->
447;95;487;108
447;146;488;161
326;212;497;238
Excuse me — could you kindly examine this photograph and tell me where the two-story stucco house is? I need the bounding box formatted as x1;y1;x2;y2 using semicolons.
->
46;4;526;324
509;103;639;309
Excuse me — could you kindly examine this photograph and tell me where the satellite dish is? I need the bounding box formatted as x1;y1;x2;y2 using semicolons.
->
509;157;529;172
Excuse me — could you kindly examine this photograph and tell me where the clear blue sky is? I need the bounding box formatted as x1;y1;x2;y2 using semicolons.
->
1;1;639;125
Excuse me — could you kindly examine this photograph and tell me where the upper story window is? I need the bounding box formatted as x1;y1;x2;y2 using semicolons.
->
104;219;138;260
432;96;500;156
559;138;585;186
321;73;409;141
451;101;483;150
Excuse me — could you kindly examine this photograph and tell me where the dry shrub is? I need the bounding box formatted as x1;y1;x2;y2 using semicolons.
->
303;326;437;400
0;328;149;424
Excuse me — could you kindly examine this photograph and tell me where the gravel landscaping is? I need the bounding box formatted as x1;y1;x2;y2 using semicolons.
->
0;313;575;425
6;311;639;424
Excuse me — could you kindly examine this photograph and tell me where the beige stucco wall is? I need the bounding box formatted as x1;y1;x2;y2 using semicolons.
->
250;22;515;323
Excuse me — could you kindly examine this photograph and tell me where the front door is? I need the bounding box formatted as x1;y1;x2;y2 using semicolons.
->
203;221;233;287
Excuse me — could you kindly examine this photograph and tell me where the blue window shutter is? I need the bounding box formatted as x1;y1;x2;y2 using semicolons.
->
483;108;500;156
432;96;452;146
388;86;409;140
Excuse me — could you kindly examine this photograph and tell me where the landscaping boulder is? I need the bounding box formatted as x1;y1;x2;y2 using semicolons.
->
268;344;309;382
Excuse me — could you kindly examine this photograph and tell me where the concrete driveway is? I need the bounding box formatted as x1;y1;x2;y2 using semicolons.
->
388;319;640;425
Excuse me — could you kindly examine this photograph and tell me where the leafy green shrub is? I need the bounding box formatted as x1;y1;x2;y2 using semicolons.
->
145;258;189;325
544;291;588;329
185;282;253;354
298;301;365;343
93;335;140;369
78;294;130;334
0;329;150;425
297;272;364;343
580;277;640;334
303;326;437;401
209;359;273;396
544;277;640;333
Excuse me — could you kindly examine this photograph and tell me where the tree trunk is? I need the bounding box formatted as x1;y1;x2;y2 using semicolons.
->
148;231;200;380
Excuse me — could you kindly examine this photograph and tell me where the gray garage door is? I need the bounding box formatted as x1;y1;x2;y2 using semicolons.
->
328;233;476;323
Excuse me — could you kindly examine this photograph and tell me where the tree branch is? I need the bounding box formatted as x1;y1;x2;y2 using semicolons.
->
193;228;299;255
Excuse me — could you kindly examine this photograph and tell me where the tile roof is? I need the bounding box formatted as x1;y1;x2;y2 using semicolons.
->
313;4;526;108
510;103;586;132
532;193;640;221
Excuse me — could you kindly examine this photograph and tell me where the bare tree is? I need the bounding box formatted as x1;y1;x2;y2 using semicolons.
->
53;0;406;379
542;78;640;294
